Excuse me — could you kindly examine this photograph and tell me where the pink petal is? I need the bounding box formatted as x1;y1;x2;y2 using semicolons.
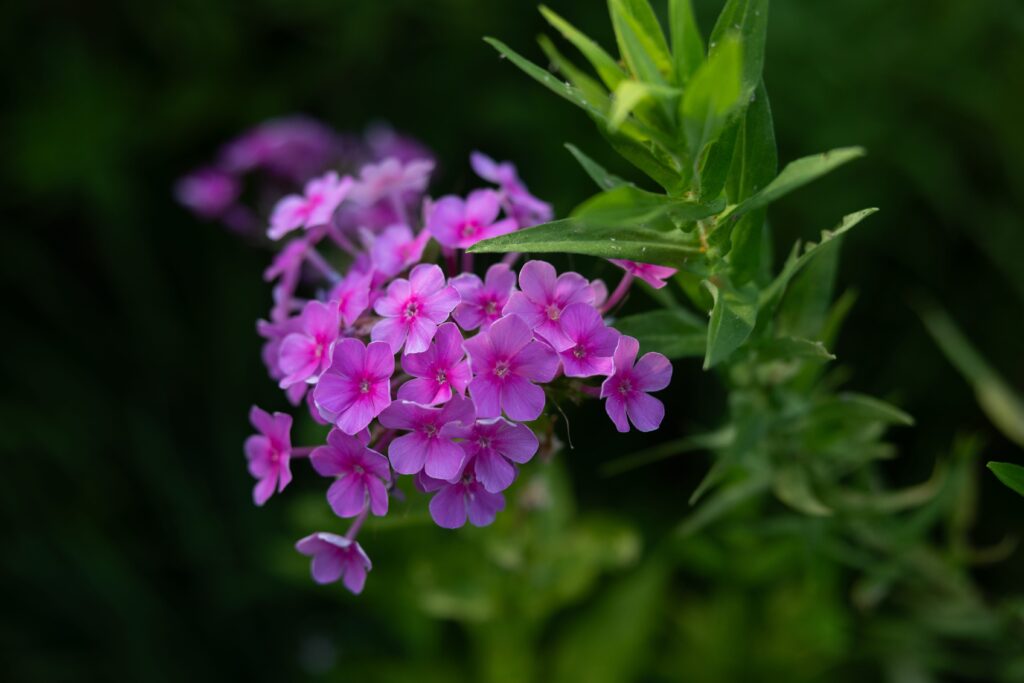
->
473;448;516;493
335;396;377;435
327;475;368;517
488;314;534;358
367;477;390;516
500;375;546;421
604;393;630;433
370;317;407;353
311;548;345;584
466;486;505;527
408;263;446;297
612;335;640;373
518;260;557;303
421;286;461;323
513;340;560;383
633;352;673;392
625;392;665;432
364;341;396;380
429;485;468;528
491;420;539;463
469;376;502;419
397;377;446;404
464;188;502;226
404;317;438;354
253;475;277;506
342;557;368;594
423;439;467;482
388;432;428;474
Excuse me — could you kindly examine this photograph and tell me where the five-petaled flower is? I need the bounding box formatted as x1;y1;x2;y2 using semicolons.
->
311;429;391;518
451;262;517;332
378;396;476;481
277;300;341;389
557;303;619;378
328;268;373;328
398;322;472;405
295;532;372;594
313;338;394;435
372;263;460;353
417;460;506;529
600;335;673;433
269;171;353;240
426;189;518;249
504;260;595;351
244;406;294;505
450;417;539;493
608;259;678;289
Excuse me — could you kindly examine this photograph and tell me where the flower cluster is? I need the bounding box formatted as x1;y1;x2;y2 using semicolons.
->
182;119;673;595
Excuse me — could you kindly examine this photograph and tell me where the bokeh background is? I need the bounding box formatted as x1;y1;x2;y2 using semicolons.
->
2;0;1023;681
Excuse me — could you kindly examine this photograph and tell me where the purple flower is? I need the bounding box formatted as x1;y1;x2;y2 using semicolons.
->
257;317;308;405
295;532;372;594
328;268;372;328
471;151;553;227
397;322;472;405
609;259;678;289
463;313;560;421
244;406;293;505
220;116;341;182
175;167;239;219
349;157;434;206
313;339;394;435
263;238;309;285
269;171;353;240
311;429;391;518
557;303;619;378
600;335;672;433
365;124;435;165
378;396;476;481
452;418;539;493
417;460;505;529
426;189;518;249
277;300;340;389
450;263;517;332
368;224;431;278
504;260;595;351
371;264;460;354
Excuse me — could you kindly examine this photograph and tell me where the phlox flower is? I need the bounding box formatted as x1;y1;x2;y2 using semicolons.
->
426;189;517;249
600;336;672;433
269;171;353;240
366;124;435;165
371;264;460;354
470;151;553;227
463;313;559;421
417;460;505;529
257;317;309;405
504;260;595;351
398;322;471;405
367;224;431;278
175;167;239;219
328;268;373;327
349;157;434;206
244;406;293;505
311;429;391;518
609;259;678;289
557;303;619;378
450;262;516;332
295;532;372;594
378;396;476;481
221;116;341;181
450;418;539;493
313;338;394;435
277;300;340;389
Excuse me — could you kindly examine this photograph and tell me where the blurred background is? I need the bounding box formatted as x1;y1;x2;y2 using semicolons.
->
2;0;1023;681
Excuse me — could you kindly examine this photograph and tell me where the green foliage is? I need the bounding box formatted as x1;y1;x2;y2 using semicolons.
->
988;462;1024;497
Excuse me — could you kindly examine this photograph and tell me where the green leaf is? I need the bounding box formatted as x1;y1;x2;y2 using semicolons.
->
469;217;703;267
608;0;673;83
610;80;680;130
598;124;688;194
773;466;832;516
564;143;631;191
697;119;740;202
917;302;1024;448
810;392;915;427
669;0;704;84
987;462;1024;497
728;147;866;219
702;279;757;369
538;35;609;106
574;184;723;226
709;0;768;97
539;5;627;90
613;308;707;359
681;35;744;163
752;336;834;363
601;428;734;476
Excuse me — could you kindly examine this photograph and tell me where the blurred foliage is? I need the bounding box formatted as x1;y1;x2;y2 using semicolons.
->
1;0;1023;682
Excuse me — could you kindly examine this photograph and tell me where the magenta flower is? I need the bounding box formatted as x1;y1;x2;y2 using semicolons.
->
366;124;435;165
277;300;340;389
295;532;372;594
504;260;595;351
608;259;678;289
426;189;518;249
557;303;619;378
368;224;431;278
311;429;391;518
463;313;560;421
452;418;539;493
175;167;239;219
349;157;434;206
450;263;517;332
378;396;476;481
269;171;353;240
313;339;394;435
600;335;673;433
263;238;309;285
221;116;340;181
470;151;553;227
328;268;372;327
371;264;460;354
417;460;505;529
397;322;471;405
244;406;293;506
257;317;308;405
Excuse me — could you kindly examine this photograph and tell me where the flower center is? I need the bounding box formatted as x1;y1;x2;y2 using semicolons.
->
424;423;438;437
359;379;371;394
484;299;498;315
353;464;365;476
435;369;447;384
476;436;492;449
617;379;632;396
460;221;479;238
572;345;587;359
546;304;561;321
493;360;511;378
403;300;420;320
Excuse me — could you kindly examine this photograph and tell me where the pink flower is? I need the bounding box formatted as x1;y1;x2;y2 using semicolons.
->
504;260;595;351
371;264;460;354
311;429;391;518
398;322;472;405
244;406;293;505
349;157;434;206
378;396;476;481
263;238;309;284
451;418;539;493
269;171;353;240
367;224;431;278
608;260;678;289
175;167;239;219
257;317;309;405
463;314;560;421
417;460;505;529
600;336;673;433
470;151;553;227
277;300;340;389
450;263;517;332
295;532;372;594
425;189;518;249
313;339;394;435
328;268;372;327
221;116;340;181
557;303;619;378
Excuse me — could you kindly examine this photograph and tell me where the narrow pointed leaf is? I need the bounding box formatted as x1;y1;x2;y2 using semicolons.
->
574;185;723;226
702;279;758;369
669;0;705;84
608;0;673;81
987;462;1024;497
681;35;744;162
774;466;832;516
538;35;609;106
539;5;627;90
565;143;631;191
709;0;769;96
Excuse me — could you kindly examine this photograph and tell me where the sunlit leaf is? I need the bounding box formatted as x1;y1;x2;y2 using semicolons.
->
681;35;744;162
540;5;627;90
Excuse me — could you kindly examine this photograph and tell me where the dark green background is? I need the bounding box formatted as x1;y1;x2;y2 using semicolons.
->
2;0;1022;680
